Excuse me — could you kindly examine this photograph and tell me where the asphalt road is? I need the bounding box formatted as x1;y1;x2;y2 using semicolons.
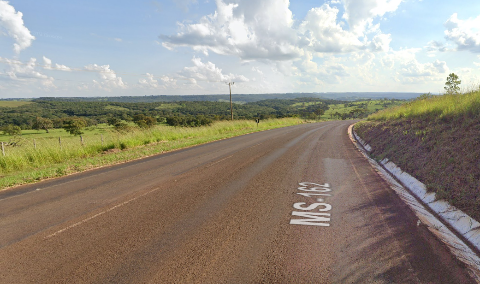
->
0;121;475;283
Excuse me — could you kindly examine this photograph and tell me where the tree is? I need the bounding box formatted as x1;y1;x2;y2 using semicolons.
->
63;118;86;135
165;115;212;127
107;117;121;127
2;124;22;136
166;116;181;127
314;108;325;116
33;117;53;133
444;73;461;94
349;108;367;118
53;118;66;128
133;114;156;128
107;117;130;131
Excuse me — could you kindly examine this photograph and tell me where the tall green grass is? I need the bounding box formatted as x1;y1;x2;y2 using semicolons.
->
0;118;302;179
367;90;480;121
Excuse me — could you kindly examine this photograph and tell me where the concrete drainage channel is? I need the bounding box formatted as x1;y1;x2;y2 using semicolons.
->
348;124;480;282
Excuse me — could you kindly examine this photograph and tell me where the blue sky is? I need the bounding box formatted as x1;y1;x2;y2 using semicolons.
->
1;0;480;98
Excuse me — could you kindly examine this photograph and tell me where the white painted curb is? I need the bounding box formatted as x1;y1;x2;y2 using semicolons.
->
348;124;480;282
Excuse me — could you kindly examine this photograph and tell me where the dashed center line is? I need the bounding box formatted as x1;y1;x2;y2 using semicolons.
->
44;186;160;239
207;155;234;167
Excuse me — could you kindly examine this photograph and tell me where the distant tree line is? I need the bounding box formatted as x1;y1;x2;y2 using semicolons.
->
0;97;389;135
165;115;213;127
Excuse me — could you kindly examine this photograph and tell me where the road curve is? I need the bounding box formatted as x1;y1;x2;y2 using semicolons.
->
0;121;474;283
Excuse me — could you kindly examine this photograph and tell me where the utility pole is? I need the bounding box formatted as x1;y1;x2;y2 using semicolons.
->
227;82;234;120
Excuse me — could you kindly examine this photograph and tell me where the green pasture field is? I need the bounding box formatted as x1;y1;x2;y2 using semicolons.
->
0;101;34;108
288;99;405;120
0;124;111;141
0;118;304;190
290;101;323;108
154;103;182;110
105;105;129;111
321;100;404;119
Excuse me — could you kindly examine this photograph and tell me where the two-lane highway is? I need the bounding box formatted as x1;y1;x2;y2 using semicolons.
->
0;121;474;283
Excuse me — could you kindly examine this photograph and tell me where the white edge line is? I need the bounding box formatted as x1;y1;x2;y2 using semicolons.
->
348;123;480;282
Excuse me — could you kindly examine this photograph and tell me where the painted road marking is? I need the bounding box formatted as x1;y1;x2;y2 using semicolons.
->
44;186;161;239
290;182;332;227
207;155;234;167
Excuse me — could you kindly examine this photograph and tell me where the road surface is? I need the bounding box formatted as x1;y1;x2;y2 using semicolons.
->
0;121;474;283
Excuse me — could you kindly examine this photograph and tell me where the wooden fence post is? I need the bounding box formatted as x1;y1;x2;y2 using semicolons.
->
33;139;36;150
59;137;62;149
1;142;4;156
80;135;84;146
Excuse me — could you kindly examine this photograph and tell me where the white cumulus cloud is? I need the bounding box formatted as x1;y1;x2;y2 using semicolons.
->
342;0;403;35
84;64;127;91
369;33;391;52
383;49;449;83
179;56;249;83
138;73;159;88
444;13;480;53
0;56;55;88
474;55;480;67
399;59;448;79
42;56;71;71
251;66;263;75
0;0;35;53
424;40;450;57
299;5;363;53
161;0;302;61
160;75;178;88
161;0;396;63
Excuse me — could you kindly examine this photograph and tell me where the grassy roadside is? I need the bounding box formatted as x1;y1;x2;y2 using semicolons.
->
0;118;303;190
355;90;480;220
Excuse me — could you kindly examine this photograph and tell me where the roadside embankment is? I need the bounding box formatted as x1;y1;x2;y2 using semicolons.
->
349;125;480;282
353;90;480;280
355;91;480;221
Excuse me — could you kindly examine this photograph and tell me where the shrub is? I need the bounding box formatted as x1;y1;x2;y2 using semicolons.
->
2;124;22;136
63;117;87;135
166;115;213;127
133;114;156;128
